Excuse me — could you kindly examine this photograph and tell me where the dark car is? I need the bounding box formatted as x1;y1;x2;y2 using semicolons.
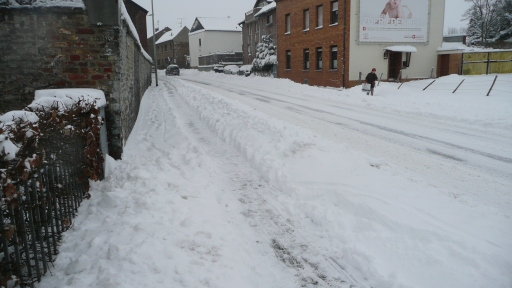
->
165;65;180;76
213;65;224;73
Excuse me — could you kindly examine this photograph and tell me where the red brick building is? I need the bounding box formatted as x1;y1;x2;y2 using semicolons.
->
275;0;350;87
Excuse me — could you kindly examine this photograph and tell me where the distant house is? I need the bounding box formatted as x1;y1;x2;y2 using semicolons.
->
147;26;172;59
155;26;190;69
188;17;242;69
240;0;277;65
123;0;149;52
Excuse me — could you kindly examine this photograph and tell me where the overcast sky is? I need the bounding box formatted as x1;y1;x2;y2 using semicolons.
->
131;0;472;37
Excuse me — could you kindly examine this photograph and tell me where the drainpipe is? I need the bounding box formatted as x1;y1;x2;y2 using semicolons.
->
343;0;347;88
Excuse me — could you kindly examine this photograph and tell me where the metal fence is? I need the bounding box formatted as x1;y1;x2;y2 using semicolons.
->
1;109;103;287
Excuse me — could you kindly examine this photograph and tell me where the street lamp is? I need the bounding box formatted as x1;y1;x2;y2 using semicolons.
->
150;0;158;86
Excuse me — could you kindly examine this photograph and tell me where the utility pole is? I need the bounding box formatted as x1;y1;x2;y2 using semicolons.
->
151;0;158;86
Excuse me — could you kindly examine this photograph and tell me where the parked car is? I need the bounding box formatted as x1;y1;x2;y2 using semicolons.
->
223;65;240;75
165;64;180;76
213;65;224;73
239;65;253;77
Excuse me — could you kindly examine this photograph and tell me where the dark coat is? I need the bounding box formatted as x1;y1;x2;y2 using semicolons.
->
365;72;378;87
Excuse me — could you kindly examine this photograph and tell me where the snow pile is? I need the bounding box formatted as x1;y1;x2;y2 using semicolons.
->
223;65;239;74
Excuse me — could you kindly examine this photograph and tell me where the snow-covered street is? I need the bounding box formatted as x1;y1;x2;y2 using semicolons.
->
37;71;512;288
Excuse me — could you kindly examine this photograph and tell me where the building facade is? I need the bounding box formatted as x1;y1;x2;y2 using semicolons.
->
155;26;190;69
241;0;277;65
147;26;172;61
275;0;445;88
188;17;242;69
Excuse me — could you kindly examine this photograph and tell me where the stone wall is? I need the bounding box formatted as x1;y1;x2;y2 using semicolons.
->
0;5;151;159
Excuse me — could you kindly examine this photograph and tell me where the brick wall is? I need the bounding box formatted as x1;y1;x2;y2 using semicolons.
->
276;0;350;88
0;6;151;159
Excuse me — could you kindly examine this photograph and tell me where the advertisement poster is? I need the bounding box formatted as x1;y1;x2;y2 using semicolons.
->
359;0;429;43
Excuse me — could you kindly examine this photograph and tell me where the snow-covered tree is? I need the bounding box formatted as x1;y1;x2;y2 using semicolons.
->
252;35;277;74
490;0;512;42
463;0;511;46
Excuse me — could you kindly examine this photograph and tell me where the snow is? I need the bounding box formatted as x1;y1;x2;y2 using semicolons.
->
155;31;175;45
30;88;106;113
384;45;418;53
36;71;512;288
254;2;276;17
223;65;240;74
3;0;84;8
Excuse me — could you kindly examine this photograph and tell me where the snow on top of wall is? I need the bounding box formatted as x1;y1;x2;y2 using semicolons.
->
3;0;84;8
120;1;153;62
254;2;276;17
33;88;107;109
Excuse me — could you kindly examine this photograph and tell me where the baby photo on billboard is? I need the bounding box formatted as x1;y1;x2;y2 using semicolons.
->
380;0;412;19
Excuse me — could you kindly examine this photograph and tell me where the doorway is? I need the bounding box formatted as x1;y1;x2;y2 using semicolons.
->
388;51;402;81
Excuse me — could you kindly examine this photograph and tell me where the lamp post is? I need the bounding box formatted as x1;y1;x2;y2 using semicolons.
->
151;0;158;86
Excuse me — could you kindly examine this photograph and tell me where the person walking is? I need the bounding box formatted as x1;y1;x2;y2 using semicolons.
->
365;68;378;96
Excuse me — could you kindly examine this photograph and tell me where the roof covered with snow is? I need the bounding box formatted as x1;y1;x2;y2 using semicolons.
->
155;26;189;45
2;0;84;8
190;17;241;35
254;2;276;17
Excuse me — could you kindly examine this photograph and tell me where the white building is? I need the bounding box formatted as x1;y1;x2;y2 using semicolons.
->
350;0;445;82
188;17;242;69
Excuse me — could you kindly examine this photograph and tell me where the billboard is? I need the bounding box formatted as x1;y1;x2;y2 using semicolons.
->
359;0;429;43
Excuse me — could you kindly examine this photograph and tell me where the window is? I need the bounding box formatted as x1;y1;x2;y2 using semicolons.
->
316;47;322;70
331;1;338;25
285;14;291;33
316;5;323;28
199;38;201;46
164;44;168;52
330;46;338;69
255;22;260;42
267;14;273;24
303;9;310;31
248;45;252;56
304;49;310;70
248;24;252;43
286;50;291;69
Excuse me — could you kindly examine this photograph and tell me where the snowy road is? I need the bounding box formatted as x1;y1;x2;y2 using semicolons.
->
38;71;512;288
179;74;512;211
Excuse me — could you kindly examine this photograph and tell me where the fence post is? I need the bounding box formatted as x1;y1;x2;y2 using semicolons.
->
487;75;498;96
378;72;383;86
396;70;402;83
452;79;465;93
430;67;434;78
423;80;436;91
358;72;362;85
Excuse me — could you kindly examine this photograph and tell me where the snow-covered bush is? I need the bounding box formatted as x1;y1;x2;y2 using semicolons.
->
252;35;277;76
